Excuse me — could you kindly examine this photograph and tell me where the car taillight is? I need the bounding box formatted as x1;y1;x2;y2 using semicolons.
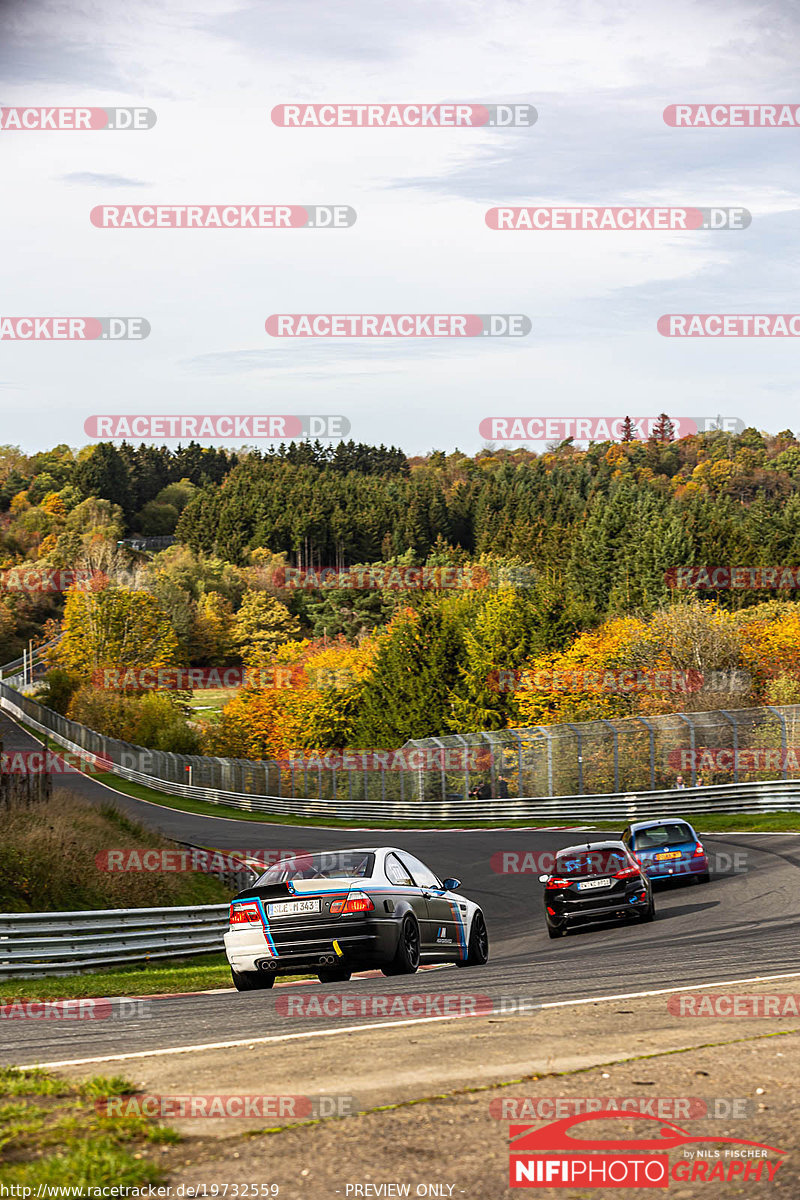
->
693;842;705;857
230;902;261;925
615;866;641;879
545;878;571;890
330;891;375;914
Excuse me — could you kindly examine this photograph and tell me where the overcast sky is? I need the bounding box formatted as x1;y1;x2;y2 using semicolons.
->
1;0;799;455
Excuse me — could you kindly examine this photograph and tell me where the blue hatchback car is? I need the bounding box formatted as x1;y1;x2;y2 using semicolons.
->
621;819;710;884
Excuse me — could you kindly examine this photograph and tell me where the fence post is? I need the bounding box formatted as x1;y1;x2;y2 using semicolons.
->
483;731;503;799
766;706;789;780
566;724;584;795
511;730;523;797
677;714;696;787
428;736;447;803
720;711;739;783
453;734;470;802
599;719;619;792
635;717;656;790
536;727;554;796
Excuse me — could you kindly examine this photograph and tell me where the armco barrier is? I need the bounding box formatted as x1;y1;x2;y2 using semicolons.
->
0;904;230;978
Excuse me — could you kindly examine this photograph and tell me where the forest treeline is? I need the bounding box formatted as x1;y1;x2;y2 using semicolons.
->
3;425;800;756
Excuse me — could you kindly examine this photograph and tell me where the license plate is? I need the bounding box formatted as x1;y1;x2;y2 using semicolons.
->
577;878;611;890
655;851;682;861
267;899;321;917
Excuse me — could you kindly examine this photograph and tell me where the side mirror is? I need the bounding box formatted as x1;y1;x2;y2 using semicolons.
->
442;878;461;891
538;874;549;883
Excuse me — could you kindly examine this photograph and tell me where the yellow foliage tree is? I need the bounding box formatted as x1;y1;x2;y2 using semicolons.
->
54;584;179;676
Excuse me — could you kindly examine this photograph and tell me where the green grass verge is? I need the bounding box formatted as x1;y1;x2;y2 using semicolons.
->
0;953;319;1002
669;811;800;833
0;952;234;1001
0;1066;176;1191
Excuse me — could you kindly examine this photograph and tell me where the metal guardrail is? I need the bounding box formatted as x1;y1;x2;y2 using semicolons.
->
0;904;230;978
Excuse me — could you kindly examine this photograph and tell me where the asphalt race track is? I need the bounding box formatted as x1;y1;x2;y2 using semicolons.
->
2;710;800;1068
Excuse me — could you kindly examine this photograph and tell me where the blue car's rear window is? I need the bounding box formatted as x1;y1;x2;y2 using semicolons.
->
633;823;694;849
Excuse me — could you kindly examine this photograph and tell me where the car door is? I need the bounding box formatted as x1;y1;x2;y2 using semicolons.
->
396;851;462;954
384;852;431;941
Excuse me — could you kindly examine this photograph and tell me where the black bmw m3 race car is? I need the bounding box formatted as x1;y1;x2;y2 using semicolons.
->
224;846;490;990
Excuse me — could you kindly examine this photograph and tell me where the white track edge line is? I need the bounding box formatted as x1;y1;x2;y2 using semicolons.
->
18;969;800;1070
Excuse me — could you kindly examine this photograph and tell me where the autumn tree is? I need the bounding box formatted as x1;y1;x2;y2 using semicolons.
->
233;590;301;670
54;584;179;675
191;591;235;664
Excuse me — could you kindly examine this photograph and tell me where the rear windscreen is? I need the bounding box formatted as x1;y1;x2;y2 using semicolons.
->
256;851;375;884
633;824;694;849
555;849;629;877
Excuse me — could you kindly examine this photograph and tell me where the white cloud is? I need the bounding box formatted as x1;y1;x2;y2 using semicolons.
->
1;0;799;451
